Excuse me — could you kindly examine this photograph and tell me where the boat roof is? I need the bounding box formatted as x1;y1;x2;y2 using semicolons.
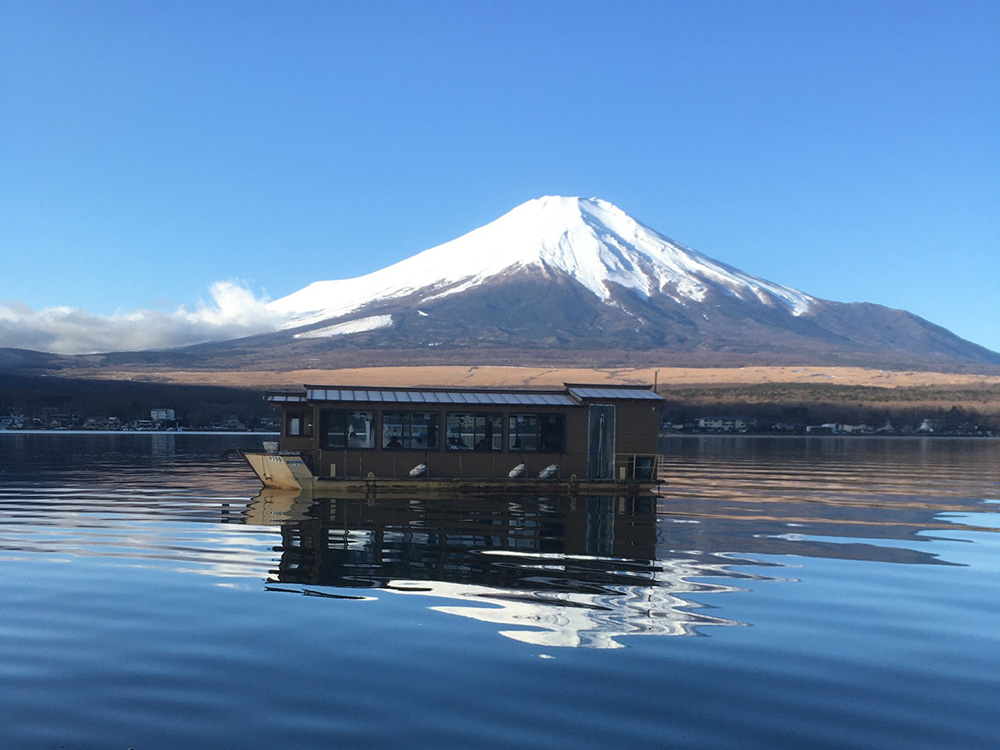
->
267;383;662;407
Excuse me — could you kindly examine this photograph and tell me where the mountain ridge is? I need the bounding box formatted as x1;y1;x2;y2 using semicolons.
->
254;196;998;368
2;196;997;373
268;196;814;328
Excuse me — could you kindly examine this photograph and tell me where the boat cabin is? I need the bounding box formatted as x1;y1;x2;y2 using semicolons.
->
267;383;663;482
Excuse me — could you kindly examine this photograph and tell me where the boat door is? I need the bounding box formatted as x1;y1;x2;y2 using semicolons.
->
587;404;616;479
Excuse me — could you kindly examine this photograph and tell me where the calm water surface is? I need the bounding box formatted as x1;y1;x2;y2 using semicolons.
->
1;433;997;749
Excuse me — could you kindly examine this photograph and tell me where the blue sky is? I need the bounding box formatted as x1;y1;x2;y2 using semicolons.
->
2;0;998;355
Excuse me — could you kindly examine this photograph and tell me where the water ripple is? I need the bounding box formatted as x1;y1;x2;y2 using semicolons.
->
2;433;999;749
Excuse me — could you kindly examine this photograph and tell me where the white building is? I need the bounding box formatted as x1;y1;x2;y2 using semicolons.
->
698;416;758;432
919;418;943;433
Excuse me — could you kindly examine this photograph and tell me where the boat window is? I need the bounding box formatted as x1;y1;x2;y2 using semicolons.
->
382;411;439;450
320;410;375;449
509;414;565;452
446;413;502;451
285;410;312;437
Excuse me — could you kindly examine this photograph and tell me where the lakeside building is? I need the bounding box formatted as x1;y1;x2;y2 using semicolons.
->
697;416;759;432
806;423;875;435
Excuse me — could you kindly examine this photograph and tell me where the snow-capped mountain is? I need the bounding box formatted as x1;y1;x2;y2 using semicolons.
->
270;196;813;328
256;196;997;367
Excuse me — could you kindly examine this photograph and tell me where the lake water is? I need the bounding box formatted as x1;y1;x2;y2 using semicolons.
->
1;433;997;749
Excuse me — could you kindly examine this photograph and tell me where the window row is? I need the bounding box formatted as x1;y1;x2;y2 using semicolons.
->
288;409;565;452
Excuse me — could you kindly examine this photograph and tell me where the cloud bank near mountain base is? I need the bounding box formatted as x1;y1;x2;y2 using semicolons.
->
0;281;286;355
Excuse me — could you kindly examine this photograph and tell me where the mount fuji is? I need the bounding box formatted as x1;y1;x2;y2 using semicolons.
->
270;196;813;328
247;196;996;368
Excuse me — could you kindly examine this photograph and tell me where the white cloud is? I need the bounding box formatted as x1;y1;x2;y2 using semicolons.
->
0;280;289;355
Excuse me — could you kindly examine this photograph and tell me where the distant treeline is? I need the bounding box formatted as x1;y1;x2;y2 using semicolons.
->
3;374;999;433
0;374;273;428
659;382;1000;432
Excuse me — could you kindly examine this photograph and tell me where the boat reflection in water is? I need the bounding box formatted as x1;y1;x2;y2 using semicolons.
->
242;490;756;647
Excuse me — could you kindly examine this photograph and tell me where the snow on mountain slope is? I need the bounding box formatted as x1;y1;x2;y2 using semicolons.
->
293;314;393;339
268;196;815;329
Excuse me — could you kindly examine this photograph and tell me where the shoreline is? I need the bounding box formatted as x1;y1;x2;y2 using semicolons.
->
2;429;993;440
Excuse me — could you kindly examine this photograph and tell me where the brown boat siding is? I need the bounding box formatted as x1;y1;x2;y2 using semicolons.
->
270;385;662;481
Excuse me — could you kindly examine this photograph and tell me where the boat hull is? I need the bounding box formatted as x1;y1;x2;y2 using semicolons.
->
240;451;661;498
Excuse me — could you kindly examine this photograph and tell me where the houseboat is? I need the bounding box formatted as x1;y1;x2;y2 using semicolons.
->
241;383;665;497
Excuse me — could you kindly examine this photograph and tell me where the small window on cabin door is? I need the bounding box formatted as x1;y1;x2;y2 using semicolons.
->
285;410;311;437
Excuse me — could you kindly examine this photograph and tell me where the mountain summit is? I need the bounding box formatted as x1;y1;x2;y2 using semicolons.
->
270;196;813;327
260;196;998;367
